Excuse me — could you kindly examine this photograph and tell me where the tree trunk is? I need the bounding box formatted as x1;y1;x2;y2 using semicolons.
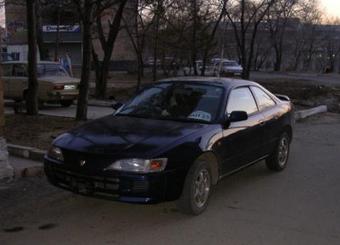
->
95;54;110;99
76;1;92;121
152;14;159;81
136;53;144;92
36;2;46;60
54;5;61;61
191;0;198;76
94;0;128;99
274;50;282;71
26;0;39;115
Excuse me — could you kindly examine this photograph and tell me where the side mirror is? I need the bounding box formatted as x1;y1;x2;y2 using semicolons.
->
229;111;248;122
112;102;124;111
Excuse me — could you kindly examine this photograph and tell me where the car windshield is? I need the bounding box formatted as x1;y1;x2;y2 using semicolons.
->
117;83;224;123
37;64;69;77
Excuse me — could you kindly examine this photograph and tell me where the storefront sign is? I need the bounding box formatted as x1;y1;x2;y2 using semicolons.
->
43;25;80;33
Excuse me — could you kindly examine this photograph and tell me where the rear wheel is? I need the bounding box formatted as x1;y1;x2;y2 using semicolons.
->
177;160;212;215
266;132;290;171
60;100;73;107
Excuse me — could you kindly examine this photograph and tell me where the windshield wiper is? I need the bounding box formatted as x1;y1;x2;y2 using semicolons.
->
153;116;211;124
115;113;150;119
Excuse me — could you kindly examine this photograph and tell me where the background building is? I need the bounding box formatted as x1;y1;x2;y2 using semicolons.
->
4;1;136;70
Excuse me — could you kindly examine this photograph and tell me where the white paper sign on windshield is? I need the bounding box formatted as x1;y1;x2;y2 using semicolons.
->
188;111;212;122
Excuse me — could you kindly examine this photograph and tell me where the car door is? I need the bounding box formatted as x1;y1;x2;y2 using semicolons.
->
220;87;265;174
250;86;281;155
11;64;28;100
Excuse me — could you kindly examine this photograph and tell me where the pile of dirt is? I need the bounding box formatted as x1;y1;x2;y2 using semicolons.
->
257;79;340;113
4;114;84;150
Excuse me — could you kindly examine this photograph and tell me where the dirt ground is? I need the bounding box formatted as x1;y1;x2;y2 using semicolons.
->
4;114;83;150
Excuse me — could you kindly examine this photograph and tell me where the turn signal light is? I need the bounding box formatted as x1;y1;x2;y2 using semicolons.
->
54;84;65;90
150;160;163;171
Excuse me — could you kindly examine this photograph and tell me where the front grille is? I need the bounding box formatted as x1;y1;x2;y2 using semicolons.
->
49;165;120;194
132;180;149;193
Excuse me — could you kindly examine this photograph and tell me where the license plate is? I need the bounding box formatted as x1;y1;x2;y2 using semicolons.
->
64;85;77;90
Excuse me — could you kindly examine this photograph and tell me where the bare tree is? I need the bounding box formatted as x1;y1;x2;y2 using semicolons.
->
201;0;228;76
291;0;321;71
123;0;153;91
26;0;39;115
71;0;96;120
92;0;128;99
225;0;275;79
151;0;165;81
266;0;298;71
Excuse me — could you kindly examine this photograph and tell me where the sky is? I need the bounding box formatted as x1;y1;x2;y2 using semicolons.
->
0;1;339;28
321;0;340;19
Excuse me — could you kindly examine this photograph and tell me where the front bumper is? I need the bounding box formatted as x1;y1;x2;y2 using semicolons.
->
46;91;78;102
44;158;186;204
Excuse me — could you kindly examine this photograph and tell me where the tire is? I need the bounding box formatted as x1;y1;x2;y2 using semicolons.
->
23;90;28;101
38;100;45;109
266;132;290;171
60;100;73;107
177;160;213;215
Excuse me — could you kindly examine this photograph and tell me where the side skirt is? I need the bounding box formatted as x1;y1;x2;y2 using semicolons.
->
218;155;269;181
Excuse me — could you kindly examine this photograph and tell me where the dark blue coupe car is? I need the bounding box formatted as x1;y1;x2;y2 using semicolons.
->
45;77;294;215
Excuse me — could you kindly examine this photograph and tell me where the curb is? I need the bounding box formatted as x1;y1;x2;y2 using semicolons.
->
14;165;44;179
75;100;116;108
295;105;328;120
7;144;46;162
7;144;45;179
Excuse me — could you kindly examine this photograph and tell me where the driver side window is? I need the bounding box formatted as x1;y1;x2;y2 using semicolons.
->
227;87;258;116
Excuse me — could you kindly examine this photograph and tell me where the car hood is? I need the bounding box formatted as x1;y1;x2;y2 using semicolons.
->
40;76;80;84
54;115;209;157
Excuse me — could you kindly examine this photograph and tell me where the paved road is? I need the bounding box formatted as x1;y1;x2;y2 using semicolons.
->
5;104;113;119
1;113;340;245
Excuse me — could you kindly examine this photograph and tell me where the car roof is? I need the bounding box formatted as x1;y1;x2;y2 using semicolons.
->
1;60;60;65
158;76;258;90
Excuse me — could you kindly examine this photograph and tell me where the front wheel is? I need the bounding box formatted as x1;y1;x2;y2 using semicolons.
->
266;132;290;171
60;100;73;107
177;161;212;215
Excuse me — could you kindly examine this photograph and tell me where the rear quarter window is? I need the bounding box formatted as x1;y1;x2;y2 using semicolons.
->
251;86;276;111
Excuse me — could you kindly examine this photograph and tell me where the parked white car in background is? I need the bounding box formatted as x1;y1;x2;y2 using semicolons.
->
211;59;243;76
183;59;243;77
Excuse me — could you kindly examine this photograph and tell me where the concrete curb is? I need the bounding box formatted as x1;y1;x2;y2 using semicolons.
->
295;105;328;120
6;144;45;179
75;100;115;108
14;165;44;179
7;144;46;162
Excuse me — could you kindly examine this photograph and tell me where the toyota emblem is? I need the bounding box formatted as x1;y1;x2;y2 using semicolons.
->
80;160;86;167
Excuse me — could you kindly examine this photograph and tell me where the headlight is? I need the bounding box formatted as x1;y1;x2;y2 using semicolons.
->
104;158;167;173
47;146;64;162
